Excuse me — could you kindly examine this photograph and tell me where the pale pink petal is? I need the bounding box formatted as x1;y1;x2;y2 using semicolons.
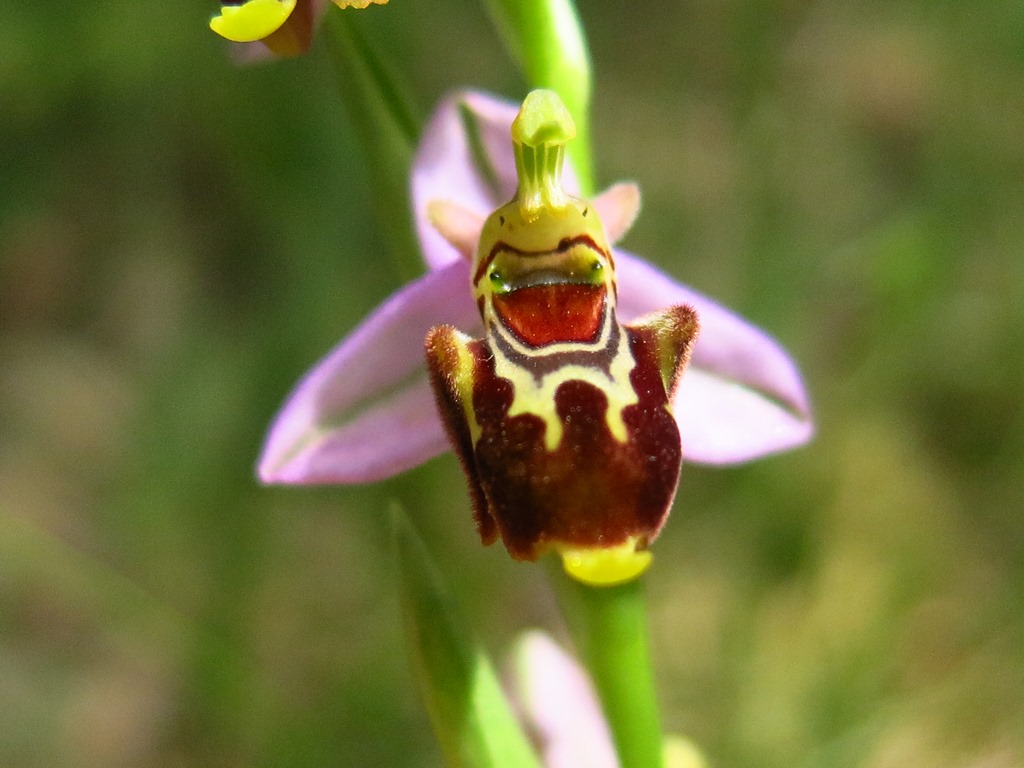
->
673;369;814;464
510;631;619;768
425;200;485;261
412;92;519;270
616;252;813;464
258;260;481;483
591;182;641;245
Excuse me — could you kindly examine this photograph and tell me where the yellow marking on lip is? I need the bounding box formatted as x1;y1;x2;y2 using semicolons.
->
492;325;637;452
452;334;483;445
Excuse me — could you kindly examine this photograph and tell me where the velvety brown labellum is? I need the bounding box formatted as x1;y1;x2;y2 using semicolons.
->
425;305;698;562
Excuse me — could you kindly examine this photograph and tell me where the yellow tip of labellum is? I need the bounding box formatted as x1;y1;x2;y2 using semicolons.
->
209;0;297;43
560;541;652;587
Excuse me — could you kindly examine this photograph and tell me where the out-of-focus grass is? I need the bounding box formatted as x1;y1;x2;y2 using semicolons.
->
1;1;1021;766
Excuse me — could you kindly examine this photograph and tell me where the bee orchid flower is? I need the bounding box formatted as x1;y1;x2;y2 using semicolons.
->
209;0;387;57
258;90;813;578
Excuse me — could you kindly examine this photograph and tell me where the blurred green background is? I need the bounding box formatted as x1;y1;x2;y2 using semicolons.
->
2;1;1022;766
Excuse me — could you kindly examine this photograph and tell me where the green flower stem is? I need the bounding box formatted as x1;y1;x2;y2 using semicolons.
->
549;561;666;768
479;0;595;195
324;9;423;279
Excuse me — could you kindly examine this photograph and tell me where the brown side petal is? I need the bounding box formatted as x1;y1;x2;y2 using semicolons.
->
424;325;497;545
628;304;700;400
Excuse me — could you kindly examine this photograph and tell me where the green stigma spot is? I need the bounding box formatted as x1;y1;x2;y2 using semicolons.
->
511;90;576;220
489;270;510;294
560;540;653;587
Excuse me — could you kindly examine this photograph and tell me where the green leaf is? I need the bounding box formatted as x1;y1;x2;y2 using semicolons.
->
324;10;423;280
393;509;543;768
